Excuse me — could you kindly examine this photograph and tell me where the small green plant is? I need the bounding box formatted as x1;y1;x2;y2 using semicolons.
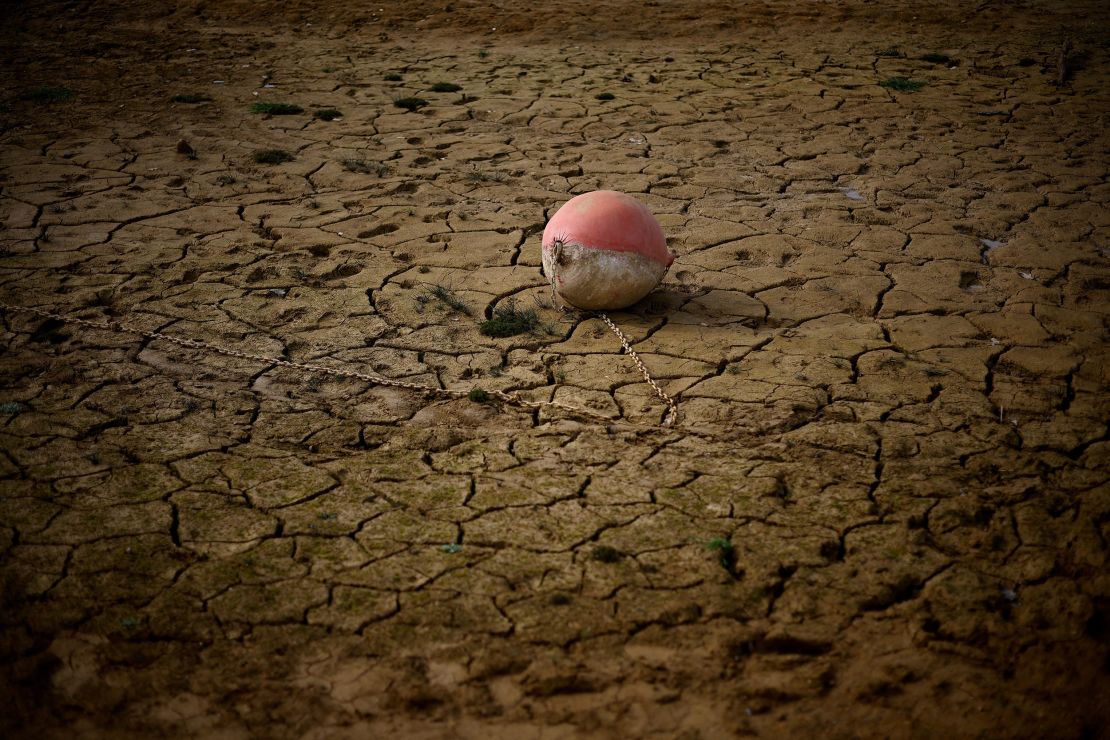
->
479;301;539;337
249;101;304;115
429;285;471;315
880;77;926;92
430;82;462;92
441;543;462;553
707;537;737;573
876;47;903;58
595;92;615;101
920;53;953;65
0;401;25;414
393;97;428;111
467;388;489;403
342;158;388;176
477;50;489;59
19;86;73;103
254;149;295;164
314;108;342;121
592;546;623;563
171;93;211;103
384;73;403;81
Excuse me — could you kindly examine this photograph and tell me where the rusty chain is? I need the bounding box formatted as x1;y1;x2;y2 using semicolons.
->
0;300;678;429
597;313;678;426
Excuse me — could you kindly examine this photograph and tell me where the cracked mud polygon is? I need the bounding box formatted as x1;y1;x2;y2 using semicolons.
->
1;1;1108;737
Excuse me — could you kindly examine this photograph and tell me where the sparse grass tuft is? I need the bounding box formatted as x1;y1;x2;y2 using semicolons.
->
384;73;403;81
430;82;462;92
595;92;615;101
429;285;471;315
920;53;953;65
20;86;73;103
880;77;926;92
253;149;295;165
479;300;539;337
466;169;509;183
314;108;342;121
467;388;489;403
249;101;304;115
393;96;428;111
171;93;212;104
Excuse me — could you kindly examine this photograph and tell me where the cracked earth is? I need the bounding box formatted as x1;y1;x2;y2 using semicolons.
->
1;0;1108;737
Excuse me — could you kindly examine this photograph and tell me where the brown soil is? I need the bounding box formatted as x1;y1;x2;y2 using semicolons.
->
1;1;1108;737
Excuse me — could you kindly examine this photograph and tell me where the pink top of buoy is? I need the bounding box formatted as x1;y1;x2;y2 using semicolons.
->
543;190;674;267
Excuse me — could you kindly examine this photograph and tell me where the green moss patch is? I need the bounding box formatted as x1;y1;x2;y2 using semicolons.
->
880;77;926;92
479;301;539;337
393;97;428;111
249;102;304;115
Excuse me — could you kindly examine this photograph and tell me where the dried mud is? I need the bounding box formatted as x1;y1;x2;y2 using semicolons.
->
1;1;1108;737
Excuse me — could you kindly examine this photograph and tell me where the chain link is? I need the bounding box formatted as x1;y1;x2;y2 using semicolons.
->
598;313;678;426
0;300;676;428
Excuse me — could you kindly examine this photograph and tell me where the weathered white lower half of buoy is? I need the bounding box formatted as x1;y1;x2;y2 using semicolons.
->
542;240;669;311
541;190;674;311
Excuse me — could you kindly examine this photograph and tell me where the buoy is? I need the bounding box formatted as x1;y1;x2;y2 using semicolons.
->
541;190;674;311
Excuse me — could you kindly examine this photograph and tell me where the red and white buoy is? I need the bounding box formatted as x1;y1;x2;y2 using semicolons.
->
541;190;674;311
